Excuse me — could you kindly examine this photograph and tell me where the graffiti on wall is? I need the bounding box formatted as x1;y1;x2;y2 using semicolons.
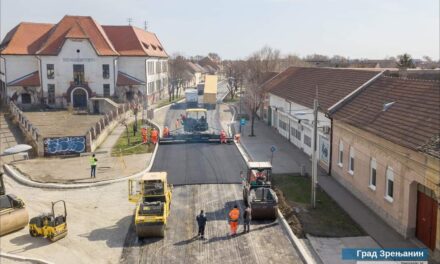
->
44;136;86;156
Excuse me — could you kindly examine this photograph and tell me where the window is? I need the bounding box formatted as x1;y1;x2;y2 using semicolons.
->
156;80;161;92
148;62;155;75
162;61;167;73
103;84;110;97
369;158;377;190
156;61;161;73
147;82;154;94
290;127;301;140
47;64;54;79
73;64;85;85
21;93;31;104
278;119;287;131
102;64;110;79
348;146;355;175
304;135;312;147
385;167;394;202
48;84;55;104
338;140;344;167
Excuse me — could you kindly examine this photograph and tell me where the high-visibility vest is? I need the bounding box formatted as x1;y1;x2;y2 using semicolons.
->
151;130;158;137
229;208;240;222
90;157;97;166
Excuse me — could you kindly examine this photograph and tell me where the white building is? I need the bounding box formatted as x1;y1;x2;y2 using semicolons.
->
266;67;382;171
0;15;168;108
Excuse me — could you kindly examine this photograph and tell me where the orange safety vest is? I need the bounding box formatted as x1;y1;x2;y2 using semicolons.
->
151;130;158;137
163;127;169;137
229;208;240;222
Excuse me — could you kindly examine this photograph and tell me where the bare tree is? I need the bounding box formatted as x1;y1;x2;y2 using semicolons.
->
120;117;130;145
244;46;281;137
168;54;188;101
224;60;245;100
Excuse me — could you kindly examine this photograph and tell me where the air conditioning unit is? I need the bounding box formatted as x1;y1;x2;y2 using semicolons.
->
322;126;330;134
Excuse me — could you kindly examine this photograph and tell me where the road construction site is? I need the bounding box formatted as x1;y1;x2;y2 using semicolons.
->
0;82;303;263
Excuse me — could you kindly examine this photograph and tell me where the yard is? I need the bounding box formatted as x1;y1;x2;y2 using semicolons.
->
272;174;365;237
111;119;155;156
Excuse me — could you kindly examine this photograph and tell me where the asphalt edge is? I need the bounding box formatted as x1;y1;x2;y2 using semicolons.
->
0;252;54;264
3;119;162;189
228;104;316;264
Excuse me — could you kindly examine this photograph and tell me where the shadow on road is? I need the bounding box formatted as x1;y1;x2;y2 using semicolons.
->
9;233;51;252
173;235;199;246
79;215;132;248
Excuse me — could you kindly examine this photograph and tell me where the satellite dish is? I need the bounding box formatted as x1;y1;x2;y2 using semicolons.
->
3;144;32;155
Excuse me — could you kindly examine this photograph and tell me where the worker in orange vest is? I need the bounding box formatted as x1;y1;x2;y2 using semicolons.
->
141;127;148;144
220;130;227;144
228;204;240;236
151;128;158;144
163;126;170;138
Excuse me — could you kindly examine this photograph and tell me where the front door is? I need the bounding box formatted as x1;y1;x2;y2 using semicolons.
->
416;186;437;250
72;88;87;108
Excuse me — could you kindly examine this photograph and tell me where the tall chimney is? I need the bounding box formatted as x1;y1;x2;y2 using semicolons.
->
399;67;408;79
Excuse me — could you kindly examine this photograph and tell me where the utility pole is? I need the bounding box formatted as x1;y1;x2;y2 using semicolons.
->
311;98;319;209
127;18;133;26
239;79;243;133
144;20;148;31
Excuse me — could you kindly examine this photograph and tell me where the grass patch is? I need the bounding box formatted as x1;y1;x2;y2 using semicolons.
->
111;120;155;156
273;174;365;237
157;96;184;108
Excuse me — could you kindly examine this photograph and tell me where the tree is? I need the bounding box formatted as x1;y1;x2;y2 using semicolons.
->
168;54;188;101
208;52;221;62
120;117;130;145
244;46;281;137
396;53;415;68
224;60;245;100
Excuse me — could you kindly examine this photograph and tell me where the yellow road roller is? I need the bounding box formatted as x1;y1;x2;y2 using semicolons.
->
0;173;29;236
128;172;172;238
29;200;68;242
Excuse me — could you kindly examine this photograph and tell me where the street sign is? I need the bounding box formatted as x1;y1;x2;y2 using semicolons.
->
240;118;246;126
270;145;277;153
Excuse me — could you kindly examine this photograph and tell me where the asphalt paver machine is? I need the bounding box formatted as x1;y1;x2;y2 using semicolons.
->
129;172;172;238
160;108;232;144
242;162;278;219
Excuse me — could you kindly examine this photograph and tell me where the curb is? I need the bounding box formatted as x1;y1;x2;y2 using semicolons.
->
228;104;316;264
0;252;54;264
3;119;162;189
153;98;185;113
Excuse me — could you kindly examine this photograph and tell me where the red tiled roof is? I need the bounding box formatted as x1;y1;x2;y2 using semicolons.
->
7;71;40;86
0;23;53;54
1;16;168;58
331;76;440;156
117;71;145;86
37;16;118;56
267;67;379;110
102;26;168;57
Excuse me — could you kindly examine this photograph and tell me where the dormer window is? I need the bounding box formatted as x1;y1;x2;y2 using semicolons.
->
151;44;157;50
142;42;149;49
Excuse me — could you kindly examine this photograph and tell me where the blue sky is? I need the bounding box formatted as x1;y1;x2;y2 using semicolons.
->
1;0;438;60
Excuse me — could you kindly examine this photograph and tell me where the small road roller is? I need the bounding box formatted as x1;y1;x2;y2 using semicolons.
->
128;172;172;238
0;173;29;236
242;161;278;220
29;200;68;242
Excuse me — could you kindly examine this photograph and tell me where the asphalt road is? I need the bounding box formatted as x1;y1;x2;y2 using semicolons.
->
152;143;246;185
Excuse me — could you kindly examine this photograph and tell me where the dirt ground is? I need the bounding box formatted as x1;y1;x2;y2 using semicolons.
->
22;111;103;138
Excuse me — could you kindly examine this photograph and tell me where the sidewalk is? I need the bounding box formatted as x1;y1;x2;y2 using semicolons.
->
235;117;418;250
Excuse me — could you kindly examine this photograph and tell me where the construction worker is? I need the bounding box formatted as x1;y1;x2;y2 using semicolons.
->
141;127;148;144
90;154;98;178
151;128;158;145
175;118;180;129
196;210;207;239
220;130;227;144
243;206;252;233
228;204;240;236
163;126;170;138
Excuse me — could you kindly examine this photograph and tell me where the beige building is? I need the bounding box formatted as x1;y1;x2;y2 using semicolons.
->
329;76;440;256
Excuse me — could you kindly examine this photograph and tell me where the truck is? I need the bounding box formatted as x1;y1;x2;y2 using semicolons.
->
128;172;172;238
185;88;198;108
203;75;217;109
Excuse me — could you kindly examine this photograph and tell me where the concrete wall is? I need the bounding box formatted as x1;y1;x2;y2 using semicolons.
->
331;120;440;253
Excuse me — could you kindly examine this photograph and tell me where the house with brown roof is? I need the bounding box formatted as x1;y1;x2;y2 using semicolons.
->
328;76;440;255
0;15;168;109
267;67;382;170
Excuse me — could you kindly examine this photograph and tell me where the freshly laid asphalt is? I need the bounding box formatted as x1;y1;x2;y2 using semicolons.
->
152;143;246;185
